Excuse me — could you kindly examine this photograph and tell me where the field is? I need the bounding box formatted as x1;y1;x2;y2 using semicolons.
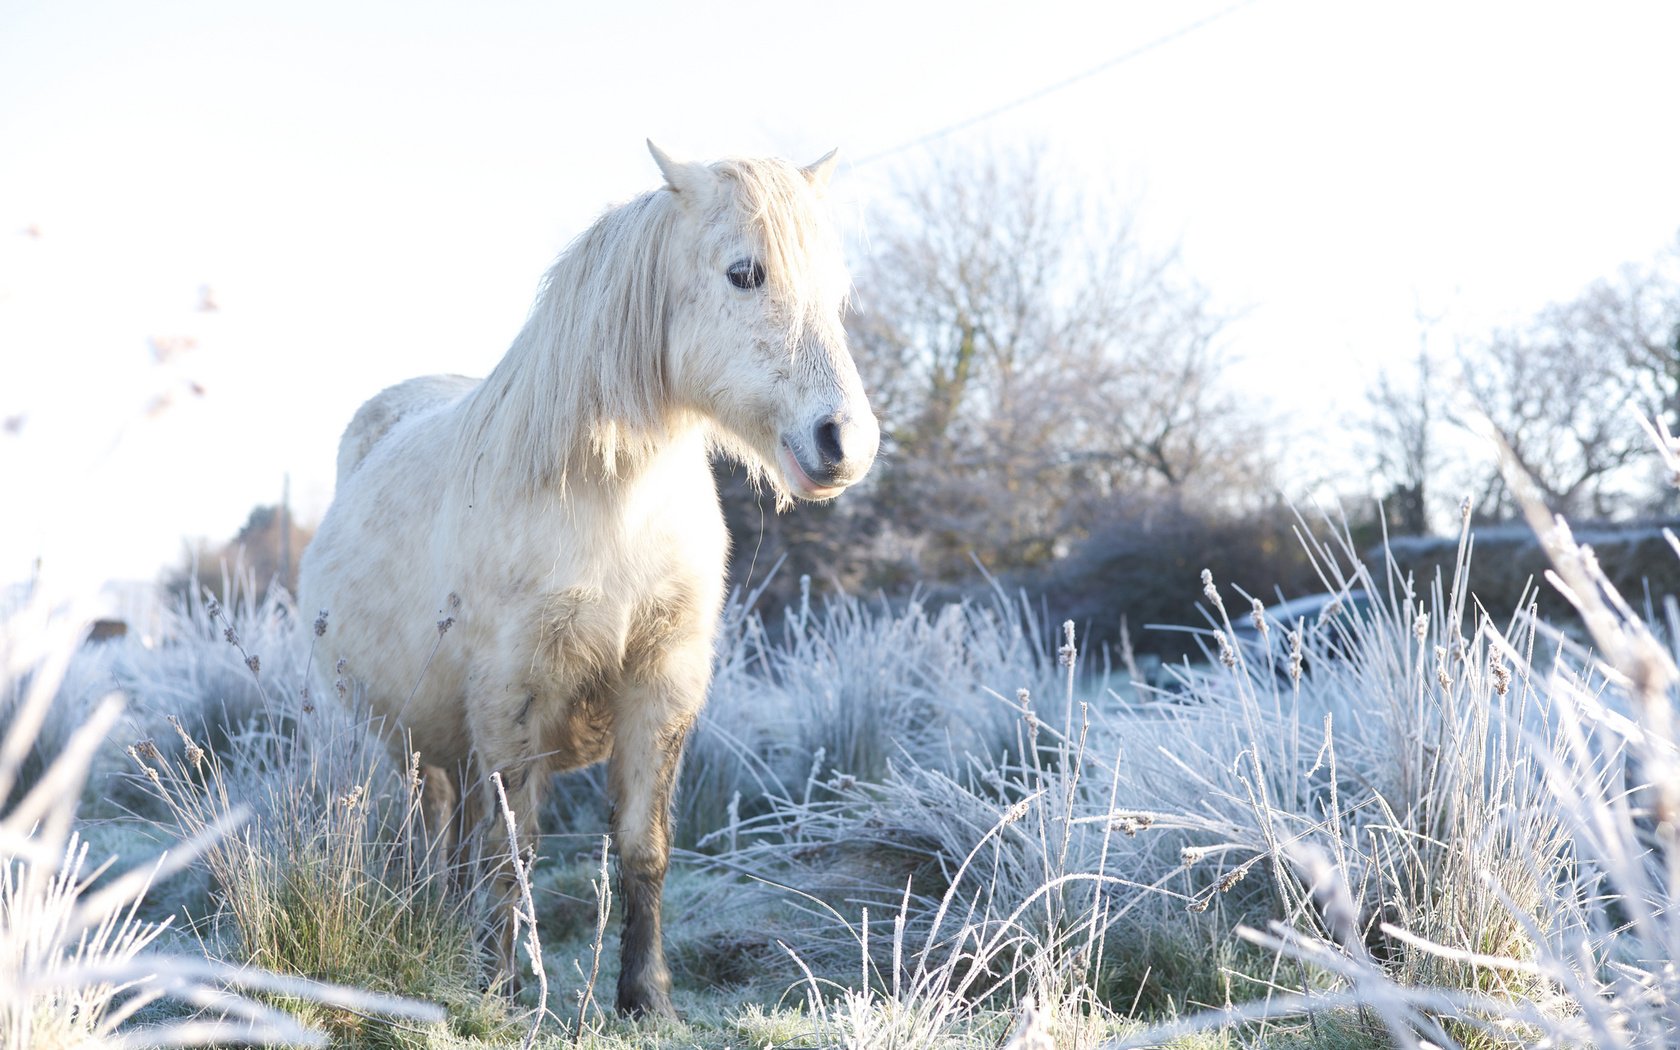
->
4;491;1678;1049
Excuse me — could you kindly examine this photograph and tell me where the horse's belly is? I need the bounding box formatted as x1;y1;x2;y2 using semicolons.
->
394;667;474;768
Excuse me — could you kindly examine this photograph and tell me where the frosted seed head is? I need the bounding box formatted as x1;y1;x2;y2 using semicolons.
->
1489;656;1511;695
1200;569;1222;610
168;716;205;769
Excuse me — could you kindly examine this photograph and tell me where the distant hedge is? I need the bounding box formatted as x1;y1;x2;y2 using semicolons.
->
1036;509;1680;661
1033;501;1333;660
1376;521;1680;627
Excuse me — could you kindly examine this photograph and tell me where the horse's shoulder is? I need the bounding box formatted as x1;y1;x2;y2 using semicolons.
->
336;374;478;484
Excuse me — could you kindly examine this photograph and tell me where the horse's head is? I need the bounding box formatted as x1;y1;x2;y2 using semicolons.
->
650;142;879;503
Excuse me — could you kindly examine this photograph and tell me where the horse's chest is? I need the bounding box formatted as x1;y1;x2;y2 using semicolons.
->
526;582;699;771
533;582;697;686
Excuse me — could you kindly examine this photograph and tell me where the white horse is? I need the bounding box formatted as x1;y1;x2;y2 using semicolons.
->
297;143;878;1017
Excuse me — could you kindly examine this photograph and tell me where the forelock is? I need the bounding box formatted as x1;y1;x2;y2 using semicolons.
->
714;157;849;334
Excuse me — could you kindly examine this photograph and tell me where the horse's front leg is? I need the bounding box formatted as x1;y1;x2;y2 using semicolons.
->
464;673;549;988
607;680;699;1019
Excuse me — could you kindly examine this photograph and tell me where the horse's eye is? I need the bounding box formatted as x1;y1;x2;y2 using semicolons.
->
727;258;766;290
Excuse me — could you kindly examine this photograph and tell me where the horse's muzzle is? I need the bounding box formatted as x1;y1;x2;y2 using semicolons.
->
782;410;878;499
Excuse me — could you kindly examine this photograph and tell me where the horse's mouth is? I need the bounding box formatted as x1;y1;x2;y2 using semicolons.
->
779;440;847;500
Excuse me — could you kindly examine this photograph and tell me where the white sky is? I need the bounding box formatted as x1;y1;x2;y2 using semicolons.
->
3;0;1678;592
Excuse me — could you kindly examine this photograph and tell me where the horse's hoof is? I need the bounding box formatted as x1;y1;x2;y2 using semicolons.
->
617;991;679;1021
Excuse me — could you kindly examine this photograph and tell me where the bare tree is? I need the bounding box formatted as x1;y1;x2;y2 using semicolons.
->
1363;338;1443;535
847;146;1268;577
168;502;315;603
1462;237;1680;520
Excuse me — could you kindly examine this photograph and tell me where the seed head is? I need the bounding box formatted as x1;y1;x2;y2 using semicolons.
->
127;743;163;785
223;626;238;646
437;616;454;636
167;716;204;770
1181;845;1214;867
339;784;365;809
205;596;220;619
1412;612;1428;641
1217;632;1237;669
1111;813;1154;837
1249;598;1268;637
1288;628;1304;684
1018;688;1038;736
335;657;347;675
1058;620;1077;669
1489;656;1512;696
313;610;328;637
245;654;260;675
1217;865;1249;892
1200;569;1222;611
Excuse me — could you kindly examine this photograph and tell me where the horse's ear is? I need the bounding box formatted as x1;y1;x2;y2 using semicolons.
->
647;140;715;207
802;149;839;191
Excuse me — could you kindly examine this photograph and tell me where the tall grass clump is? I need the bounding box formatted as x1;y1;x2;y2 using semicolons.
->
682;426;1680;1049
1113;417;1680;1048
1;579;443;1047
704;609;1220;1049
118;587;514;1047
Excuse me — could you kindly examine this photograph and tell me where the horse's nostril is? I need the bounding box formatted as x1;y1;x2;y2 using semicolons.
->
814;418;845;469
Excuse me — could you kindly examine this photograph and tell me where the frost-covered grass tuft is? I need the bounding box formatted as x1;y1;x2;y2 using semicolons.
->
1;579;443;1047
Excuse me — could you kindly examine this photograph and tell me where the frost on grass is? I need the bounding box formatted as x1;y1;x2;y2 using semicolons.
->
1;580;441;1048
14;429;1680;1048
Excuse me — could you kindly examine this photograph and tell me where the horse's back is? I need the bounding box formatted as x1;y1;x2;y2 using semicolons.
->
336;374;478;484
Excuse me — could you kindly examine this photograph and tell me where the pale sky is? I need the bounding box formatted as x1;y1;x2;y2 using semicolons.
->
3;0;1678;592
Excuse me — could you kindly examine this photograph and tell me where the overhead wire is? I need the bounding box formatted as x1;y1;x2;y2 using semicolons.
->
853;0;1262;167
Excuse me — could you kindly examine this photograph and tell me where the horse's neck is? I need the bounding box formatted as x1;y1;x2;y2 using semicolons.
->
458;321;647;487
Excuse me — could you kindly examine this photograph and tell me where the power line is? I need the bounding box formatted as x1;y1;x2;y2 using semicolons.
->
854;0;1261;167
